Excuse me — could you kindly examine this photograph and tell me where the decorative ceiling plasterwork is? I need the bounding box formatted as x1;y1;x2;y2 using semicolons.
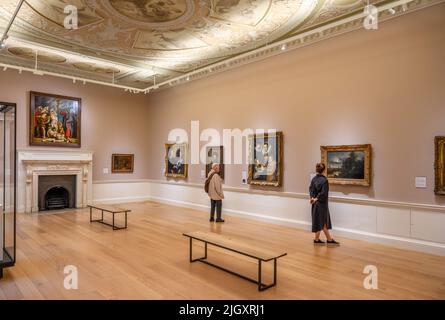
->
0;0;443;92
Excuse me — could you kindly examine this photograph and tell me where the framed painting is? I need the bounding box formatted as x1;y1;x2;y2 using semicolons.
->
248;131;283;187
111;154;134;173
435;136;445;195
165;143;188;178
205;146;224;180
30;91;81;148
321;144;372;186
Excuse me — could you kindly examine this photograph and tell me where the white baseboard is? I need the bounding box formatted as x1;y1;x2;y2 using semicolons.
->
147;194;445;256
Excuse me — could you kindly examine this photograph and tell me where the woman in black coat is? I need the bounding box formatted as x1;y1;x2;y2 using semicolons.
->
309;163;340;246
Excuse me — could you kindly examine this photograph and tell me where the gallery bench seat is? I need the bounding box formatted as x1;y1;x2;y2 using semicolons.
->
88;204;131;230
183;231;287;291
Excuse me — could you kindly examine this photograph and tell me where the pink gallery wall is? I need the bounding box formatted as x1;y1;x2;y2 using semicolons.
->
0;70;151;181
146;4;445;205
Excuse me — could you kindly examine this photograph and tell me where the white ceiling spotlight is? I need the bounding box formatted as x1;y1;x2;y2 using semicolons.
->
281;44;287;51
3;66;7;71
388;8;396;14
18;68;22;74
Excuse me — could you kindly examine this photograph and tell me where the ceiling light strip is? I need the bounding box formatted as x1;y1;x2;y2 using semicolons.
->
0;62;144;93
0;0;25;46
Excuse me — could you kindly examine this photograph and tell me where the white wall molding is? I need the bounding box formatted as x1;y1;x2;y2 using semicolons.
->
134;179;445;213
88;179;445;256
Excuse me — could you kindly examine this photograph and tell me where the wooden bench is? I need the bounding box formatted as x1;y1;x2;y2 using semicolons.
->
88;205;131;230
183;231;287;291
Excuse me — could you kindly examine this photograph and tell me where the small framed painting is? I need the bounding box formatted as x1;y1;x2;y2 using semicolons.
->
111;154;134;173
165;143;188;178
30;91;81;147
435;136;445;195
248;131;283;187
205;146;224;179
321;144;372;186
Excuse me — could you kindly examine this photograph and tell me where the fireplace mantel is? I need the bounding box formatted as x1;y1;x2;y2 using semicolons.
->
18;150;93;213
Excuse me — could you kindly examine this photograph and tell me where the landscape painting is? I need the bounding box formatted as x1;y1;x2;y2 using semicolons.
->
30;91;81;148
112;154;134;173
321;144;372;186
205;146;224;179
165;143;188;178
435;136;445;195
248;131;283;187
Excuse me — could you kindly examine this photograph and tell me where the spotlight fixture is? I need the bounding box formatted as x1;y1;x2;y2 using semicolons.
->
388;8;396;14
18;68;22;74
186;75;190;81
73;78;76;84
281;44;287;51
402;3;408;11
0;42;6;49
3;66;7;71
83;80;86;85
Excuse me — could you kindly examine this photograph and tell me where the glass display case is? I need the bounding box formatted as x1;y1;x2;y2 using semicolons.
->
0;102;16;279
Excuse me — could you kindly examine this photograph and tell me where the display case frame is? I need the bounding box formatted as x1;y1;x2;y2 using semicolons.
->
0;102;17;279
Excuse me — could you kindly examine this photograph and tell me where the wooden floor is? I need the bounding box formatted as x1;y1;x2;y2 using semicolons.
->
1;201;445;299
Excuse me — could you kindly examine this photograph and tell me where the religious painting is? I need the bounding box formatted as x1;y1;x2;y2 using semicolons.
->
248;132;283;187
30;91;81;148
165;143;188;178
321;144;372;186
112;154;134;173
109;0;188;23
205;146;224;180
435;136;445;195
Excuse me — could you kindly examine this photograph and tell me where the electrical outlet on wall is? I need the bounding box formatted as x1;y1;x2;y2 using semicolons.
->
103;168;109;174
242;171;247;185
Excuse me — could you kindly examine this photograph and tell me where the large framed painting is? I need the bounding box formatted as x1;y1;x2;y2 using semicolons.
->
30;91;81;148
112;154;134;173
321;144;372;186
165;143;188;178
248;131;283;187
205;146;224;180
435;136;445;195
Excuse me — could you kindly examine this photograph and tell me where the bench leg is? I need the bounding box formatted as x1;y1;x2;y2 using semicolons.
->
112;212;115;230
125;211;128;229
258;258;278;291
0;268;3;279
189;238;207;262
89;206;92;222
258;260;262;291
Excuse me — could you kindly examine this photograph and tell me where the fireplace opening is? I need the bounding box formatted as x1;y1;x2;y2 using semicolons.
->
38;175;76;211
45;186;69;210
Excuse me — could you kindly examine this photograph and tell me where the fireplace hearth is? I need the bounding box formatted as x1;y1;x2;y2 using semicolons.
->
38;175;76;211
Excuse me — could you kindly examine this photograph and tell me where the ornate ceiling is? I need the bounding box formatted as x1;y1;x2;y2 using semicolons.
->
0;0;442;91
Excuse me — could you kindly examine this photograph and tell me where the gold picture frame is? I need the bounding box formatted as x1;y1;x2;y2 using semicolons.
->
165;143;188;178
111;154;134;173
435;136;445;195
321;144;372;186
248;131;283;187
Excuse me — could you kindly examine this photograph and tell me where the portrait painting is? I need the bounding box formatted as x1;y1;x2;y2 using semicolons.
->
30;91;81;148
248;132;283;187
205;146;224;180
165;143;188;178
321;144;372;186
435;136;445;195
112;154;134;173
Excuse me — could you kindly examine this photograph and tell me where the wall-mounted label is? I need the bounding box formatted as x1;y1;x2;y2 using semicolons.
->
415;176;427;188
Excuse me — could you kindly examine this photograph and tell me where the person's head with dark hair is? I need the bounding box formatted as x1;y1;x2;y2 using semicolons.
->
316;163;326;174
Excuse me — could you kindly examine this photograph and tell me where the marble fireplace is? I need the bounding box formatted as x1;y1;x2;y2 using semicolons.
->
17;150;93;213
